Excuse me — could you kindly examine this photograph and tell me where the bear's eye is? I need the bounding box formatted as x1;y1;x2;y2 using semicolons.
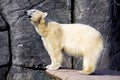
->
33;21;38;24
33;11;36;13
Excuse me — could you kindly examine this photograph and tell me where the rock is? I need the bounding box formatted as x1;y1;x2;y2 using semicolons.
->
0;31;10;65
7;66;49;80
0;15;10;80
46;69;120;80
0;15;8;31
0;66;9;80
109;0;120;70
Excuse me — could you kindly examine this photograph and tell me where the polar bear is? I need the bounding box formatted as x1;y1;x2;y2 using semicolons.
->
26;9;104;74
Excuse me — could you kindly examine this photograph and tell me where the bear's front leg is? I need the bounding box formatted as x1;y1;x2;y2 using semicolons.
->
42;37;63;70
46;47;63;70
45;48;63;70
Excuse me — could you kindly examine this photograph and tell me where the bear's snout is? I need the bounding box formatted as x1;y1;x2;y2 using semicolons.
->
25;9;38;18
24;10;32;18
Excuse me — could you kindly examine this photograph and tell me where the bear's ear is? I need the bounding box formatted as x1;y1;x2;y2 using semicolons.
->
42;12;48;18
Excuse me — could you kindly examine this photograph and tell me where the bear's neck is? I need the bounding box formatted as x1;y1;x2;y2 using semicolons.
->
37;19;48;37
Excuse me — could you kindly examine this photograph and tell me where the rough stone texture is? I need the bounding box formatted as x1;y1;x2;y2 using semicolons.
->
0;16;10;80
74;0;113;70
46;69;120;80
7;66;49;80
0;14;8;30
0;0;71;80
0;31;9;65
0;66;9;80
109;0;120;71
0;14;9;65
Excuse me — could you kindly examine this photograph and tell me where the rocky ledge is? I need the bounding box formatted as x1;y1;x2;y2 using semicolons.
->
46;69;120;80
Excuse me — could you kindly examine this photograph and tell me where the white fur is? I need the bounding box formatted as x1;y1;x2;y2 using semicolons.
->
60;24;103;56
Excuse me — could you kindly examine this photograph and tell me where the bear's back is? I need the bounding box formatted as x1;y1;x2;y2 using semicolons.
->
60;23;101;39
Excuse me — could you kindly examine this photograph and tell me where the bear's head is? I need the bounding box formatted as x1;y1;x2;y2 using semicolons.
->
26;9;47;25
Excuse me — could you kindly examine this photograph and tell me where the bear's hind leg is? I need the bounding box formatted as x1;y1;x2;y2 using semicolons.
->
79;55;98;75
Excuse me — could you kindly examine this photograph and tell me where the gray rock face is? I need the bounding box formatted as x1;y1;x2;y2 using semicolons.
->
109;0;120;70
0;66;9;80
0;31;9;65
7;66;49;80
0;15;8;30
0;0;120;80
0;14;9;65
0;13;10;80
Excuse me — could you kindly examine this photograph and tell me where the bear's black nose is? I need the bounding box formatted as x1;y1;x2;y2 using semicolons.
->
24;10;32;18
26;15;32;18
24;10;27;15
